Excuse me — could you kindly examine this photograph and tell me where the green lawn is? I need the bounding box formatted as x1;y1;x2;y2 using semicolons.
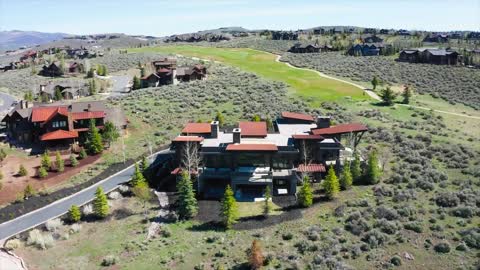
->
129;46;370;105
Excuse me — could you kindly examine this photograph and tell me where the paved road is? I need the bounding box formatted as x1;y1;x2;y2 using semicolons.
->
0;149;172;242
107;75;131;97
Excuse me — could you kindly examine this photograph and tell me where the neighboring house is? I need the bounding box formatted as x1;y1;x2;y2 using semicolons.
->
363;28;377;34
288;43;320;53
347;43;385;56
37;82;88;101
39;62;63;77
141;58;207;88
423;33;449;43
379;29;390;35
313;28;325;35
396;29;411;36
2;101;127;149
271;31;298;40
20;50;37;61
398;48;460;65
467;32;480;40
363;35;384;43
0;62;17;72
169;112;367;200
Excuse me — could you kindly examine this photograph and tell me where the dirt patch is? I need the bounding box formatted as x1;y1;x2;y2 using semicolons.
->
0;154;102;206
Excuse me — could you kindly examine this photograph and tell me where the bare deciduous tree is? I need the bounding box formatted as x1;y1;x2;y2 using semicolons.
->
181;141;201;179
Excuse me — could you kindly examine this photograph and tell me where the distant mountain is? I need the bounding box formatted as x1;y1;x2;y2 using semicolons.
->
0;30;70;50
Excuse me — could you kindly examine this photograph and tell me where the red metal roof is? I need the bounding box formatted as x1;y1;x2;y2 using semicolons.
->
239;121;267;137
182;123;211;134
281;112;314;122
292;134;324;140
72;111;105;120
40;130;78;141
311;123;368;135
173;136;204;142
31;107;68;122
297;164;326;173
226;144;278;151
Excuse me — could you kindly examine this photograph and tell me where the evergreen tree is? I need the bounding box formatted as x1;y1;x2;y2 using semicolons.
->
41;151;52;170
93;187;109;218
23;91;34;101
252;115;261;122
371;76;379;90
351;152;362;184
263;185;272;216
102;121;119;148
38;166;48;178
140;67;145;78
96;65;103;76
402;85;413;104
132;75;141;90
0;148;7;161
70;154;79;167
23;184;35;199
297;176;313;207
78;148;87;160
18;164;28;176
140;155;148;173
54;87;63;101
88;79;97;95
266;117;273;131
68;205;81;223
220;185;238;229
86;68;95;78
85;119;103;155
102;65;108;76
130;163;147;187
340;161;353;190
247;240;264;270
176;172;198;220
323;165;340;200
365;149;381;185
55;151;64;172
379;86;397;106
215;111;225;127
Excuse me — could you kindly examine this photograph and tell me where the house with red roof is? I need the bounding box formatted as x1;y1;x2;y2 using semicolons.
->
2;101;126;151
168;112;368;200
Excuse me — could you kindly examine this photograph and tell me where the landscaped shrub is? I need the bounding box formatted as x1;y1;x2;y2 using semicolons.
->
68;205;82;223
70;154;79;167
434;242;451;253
69;224;82;234
101;255;117;266
4;239;21;250
18;164;28;176
82;204;93;215
26;229;54;250
45;218;63;232
38;166;48;178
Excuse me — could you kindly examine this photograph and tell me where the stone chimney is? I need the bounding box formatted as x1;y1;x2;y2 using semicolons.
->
233;128;241;144
210;121;219;138
316;116;331;129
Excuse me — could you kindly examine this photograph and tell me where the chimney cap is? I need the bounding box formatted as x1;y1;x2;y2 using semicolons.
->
233;128;241;133
211;121;219;125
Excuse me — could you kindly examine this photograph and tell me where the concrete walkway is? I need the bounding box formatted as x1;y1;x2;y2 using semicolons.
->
0;149;172;242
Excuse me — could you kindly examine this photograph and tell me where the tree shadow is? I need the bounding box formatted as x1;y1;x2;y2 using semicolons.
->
187;221;226;232
231;263;250;270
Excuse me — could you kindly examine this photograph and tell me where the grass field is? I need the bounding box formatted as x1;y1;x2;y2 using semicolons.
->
129;46;369;105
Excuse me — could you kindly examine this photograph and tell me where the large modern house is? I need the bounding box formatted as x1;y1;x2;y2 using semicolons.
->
398;48;460;65
170;112;368;200
141;58;207;88
1;100;127;149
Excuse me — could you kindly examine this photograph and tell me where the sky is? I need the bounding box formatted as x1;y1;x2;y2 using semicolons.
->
0;0;479;36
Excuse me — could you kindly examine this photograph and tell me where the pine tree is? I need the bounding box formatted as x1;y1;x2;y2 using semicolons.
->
140;155;149;173
351;152;362;184
220;185;238;229
41;151;51;170
86;68;94;78
78;148;87;160
323;166;340;200
86;119;103;155
402;85;412;104
215;111;225;127
55;151;64;172
371;76;379;90
68;205;81;223
263;185;272;216
38;166;48;178
102;121;119;148
102;65;108;76
266;117;273;131
18;164;28;176
340;161;353;190
247;240;264;270
365;149;381;185
70;154;79;167
54;87;63;101
176;172;198;220
130;163;147;187
140;67;145;78
297;176;313;207
132;75;141;90
380;86;397;106
93;187;109;218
